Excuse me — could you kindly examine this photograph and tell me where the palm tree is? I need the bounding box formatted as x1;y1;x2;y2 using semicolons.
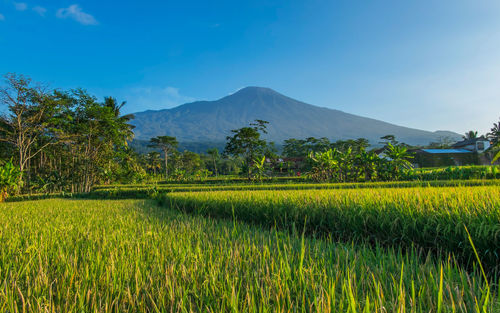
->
146;152;162;176
103;97;135;143
463;130;478;140
488;118;500;163
148;136;178;178
206;148;220;176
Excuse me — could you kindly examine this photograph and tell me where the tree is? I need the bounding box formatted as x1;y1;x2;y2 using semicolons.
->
180;151;202;175
103;97;135;143
0;73;61;186
283;138;307;157
224;120;269;180
56;89;135;192
488;117;500;163
146;152;162;176
379;135;398;146
463;130;478;140
148;136;178;178
206;148;220;176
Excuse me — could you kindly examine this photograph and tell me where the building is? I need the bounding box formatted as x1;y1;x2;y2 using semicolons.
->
451;137;491;152
413;137;495;167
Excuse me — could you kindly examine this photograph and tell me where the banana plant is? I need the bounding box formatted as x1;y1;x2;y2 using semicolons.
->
383;143;414;180
0;160;21;202
307;149;339;182
355;149;379;182
251;156;267;181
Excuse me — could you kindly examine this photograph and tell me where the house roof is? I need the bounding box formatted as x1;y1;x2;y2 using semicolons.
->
420;149;472;154
452;137;489;148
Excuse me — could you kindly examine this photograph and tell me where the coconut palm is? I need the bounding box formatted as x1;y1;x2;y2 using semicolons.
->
146;152;162;176
207;148;220;176
462;130;478;140
488;118;500;163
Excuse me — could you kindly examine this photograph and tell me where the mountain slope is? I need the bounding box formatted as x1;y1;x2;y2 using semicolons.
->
131;87;461;146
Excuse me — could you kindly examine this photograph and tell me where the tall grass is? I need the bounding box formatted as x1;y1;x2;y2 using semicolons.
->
0;199;496;312
158;186;500;271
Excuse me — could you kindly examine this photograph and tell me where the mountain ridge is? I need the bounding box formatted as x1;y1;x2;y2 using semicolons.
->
131;87;461;146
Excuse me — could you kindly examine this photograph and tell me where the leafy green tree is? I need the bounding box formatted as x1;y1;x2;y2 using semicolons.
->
180;151;202;175
379;135;398;146
148;136;179;178
332;138;370;154
283;138;307;157
224;120;269;180
0;73;61;186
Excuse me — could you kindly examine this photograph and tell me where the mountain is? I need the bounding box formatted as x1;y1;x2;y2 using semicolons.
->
131;87;461;146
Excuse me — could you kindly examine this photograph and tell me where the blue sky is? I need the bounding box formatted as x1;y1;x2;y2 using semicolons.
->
1;0;499;135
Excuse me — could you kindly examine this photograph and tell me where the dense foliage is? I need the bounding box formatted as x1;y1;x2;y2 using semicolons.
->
0;74;137;193
307;143;414;182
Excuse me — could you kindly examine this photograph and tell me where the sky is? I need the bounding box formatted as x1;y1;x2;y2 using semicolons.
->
0;0;499;135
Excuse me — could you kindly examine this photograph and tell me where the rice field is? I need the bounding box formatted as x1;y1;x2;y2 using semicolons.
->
0;199;497;312
159;186;500;272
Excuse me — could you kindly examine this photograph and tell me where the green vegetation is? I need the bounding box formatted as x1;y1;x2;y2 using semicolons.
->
158;186;500;271
0;160;21;202
406;165;500;180
0;199;496;312
1;73;500;311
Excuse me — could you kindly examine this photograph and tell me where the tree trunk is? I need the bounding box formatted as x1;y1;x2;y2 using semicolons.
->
164;148;169;178
213;158;218;176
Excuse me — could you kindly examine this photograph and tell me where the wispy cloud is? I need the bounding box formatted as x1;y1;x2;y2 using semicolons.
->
32;6;46;17
125;86;195;111
56;4;98;25
13;2;28;11
0;13;5;21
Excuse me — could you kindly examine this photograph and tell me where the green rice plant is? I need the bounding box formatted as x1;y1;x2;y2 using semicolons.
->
90;179;500;195
158;186;500;271
0;199;496;312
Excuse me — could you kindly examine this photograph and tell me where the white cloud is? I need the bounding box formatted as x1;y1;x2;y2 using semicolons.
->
56;4;98;25
0;13;4;21
126;86;195;111
13;2;28;11
32;6;47;17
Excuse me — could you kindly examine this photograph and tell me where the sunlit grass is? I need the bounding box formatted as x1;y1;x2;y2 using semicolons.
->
159;186;500;271
0;199;497;312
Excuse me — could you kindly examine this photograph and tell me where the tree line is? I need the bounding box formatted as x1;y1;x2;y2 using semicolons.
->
1;73;500;198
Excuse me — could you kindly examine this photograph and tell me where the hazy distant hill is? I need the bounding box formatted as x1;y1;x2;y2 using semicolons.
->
131;87;461;146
